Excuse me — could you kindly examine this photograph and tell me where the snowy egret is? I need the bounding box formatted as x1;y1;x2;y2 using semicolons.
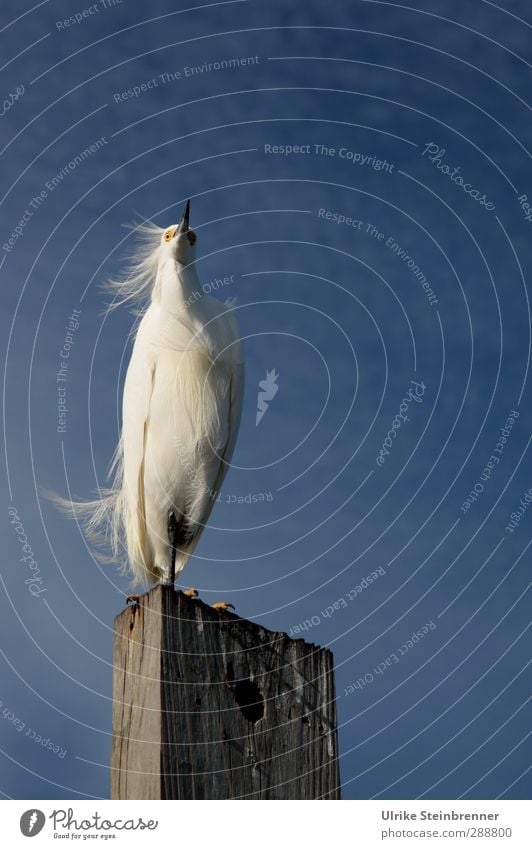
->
63;201;244;597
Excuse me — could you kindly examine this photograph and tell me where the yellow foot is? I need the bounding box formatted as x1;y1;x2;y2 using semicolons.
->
183;588;199;598
211;602;235;612
126;594;141;605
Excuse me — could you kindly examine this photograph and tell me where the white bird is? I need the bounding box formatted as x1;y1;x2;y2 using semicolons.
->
64;201;244;594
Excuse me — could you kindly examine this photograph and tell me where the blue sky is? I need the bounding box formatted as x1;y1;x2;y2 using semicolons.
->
1;0;530;800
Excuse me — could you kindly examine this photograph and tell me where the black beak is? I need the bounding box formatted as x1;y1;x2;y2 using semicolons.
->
178;199;190;232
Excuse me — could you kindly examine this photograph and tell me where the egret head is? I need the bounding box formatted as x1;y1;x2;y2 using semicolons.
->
162;199;197;265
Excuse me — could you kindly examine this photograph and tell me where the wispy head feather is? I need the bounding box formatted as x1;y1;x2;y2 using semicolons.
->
105;218;164;313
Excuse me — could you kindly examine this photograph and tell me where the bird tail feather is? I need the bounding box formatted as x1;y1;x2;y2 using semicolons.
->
46;439;152;588
47;486;126;567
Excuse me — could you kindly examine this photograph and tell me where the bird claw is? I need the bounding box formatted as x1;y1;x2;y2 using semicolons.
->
183;588;199;598
211;601;235;612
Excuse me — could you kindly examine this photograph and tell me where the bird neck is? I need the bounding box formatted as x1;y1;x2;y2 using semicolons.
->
158;257;202;313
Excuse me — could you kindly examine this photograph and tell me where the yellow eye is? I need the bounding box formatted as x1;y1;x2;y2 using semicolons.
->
164;228;176;242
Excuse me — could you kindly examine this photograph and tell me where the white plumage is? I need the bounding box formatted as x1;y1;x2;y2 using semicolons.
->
66;202;244;586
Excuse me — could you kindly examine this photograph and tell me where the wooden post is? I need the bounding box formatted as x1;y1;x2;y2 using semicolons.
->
111;585;341;799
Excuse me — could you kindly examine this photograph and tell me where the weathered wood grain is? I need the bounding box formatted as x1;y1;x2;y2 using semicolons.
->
111;585;341;799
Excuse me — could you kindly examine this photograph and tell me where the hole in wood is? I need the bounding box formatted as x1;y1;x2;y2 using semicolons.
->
233;678;264;723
